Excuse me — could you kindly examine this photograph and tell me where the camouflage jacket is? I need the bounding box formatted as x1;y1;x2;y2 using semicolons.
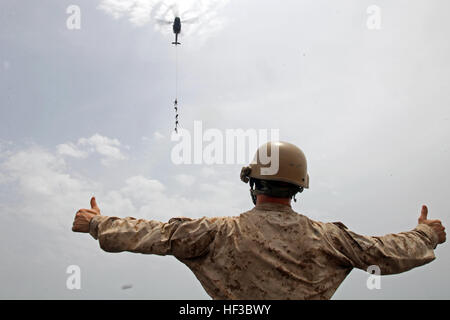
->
89;202;439;299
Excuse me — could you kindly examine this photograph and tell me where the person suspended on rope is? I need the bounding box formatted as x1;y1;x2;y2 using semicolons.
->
174;99;179;132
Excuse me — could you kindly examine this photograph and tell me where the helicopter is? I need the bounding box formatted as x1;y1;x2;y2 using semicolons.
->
172;17;181;45
156;5;199;45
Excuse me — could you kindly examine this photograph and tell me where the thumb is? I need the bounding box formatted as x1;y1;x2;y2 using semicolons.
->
90;196;100;213
419;205;428;222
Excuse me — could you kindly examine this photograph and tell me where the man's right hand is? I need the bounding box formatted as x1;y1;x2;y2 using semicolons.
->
418;205;446;244
72;197;101;233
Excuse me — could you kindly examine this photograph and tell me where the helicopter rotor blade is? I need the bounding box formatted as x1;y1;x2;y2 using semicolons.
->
181;16;200;24
155;19;173;25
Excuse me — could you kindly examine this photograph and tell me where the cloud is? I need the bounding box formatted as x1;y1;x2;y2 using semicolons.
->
0;139;13;155
121;175;166;201
174;173;196;186
56;134;128;166
97;0;231;40
0;138;245;231
78;134;127;161
2;147;85;196
200;166;217;178
0;145;99;234
0;135;131;229
0;144;153;229
97;0;137;20
57;143;88;159
153;131;165;140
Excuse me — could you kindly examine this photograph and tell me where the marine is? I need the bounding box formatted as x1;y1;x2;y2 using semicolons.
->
72;141;446;299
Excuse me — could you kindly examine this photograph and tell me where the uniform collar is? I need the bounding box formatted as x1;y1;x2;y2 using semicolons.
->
254;202;294;213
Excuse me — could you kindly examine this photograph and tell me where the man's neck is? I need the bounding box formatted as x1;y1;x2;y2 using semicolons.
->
256;195;291;207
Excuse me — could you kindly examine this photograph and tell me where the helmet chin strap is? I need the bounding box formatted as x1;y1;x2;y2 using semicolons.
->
249;178;257;205
251;191;258;205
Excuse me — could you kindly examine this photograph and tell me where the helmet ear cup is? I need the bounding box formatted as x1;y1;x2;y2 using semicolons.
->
240;166;252;183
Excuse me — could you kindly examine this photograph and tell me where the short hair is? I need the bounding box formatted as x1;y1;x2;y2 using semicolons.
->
249;178;303;204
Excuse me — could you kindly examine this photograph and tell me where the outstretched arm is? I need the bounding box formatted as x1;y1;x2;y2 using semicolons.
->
72;197;219;259
327;205;446;275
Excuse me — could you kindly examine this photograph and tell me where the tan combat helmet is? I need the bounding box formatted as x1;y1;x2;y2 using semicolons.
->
240;141;309;189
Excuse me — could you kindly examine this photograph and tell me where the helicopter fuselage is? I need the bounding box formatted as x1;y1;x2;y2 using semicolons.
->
172;17;181;45
173;17;181;34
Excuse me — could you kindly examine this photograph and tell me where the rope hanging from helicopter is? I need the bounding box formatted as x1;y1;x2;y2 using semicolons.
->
174;43;179;133
156;4;199;134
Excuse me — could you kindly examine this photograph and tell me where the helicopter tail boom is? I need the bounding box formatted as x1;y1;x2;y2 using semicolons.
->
172;33;181;45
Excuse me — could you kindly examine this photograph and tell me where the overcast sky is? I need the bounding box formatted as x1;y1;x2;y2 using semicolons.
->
1;0;450;299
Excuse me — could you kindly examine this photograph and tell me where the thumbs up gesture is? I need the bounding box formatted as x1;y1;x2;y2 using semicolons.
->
418;205;446;244
72;197;101;233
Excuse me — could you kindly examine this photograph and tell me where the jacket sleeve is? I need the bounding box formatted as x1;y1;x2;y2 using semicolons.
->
89;215;220;259
325;222;439;275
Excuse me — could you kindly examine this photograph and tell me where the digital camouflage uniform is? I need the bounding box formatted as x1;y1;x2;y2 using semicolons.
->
89;202;438;300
